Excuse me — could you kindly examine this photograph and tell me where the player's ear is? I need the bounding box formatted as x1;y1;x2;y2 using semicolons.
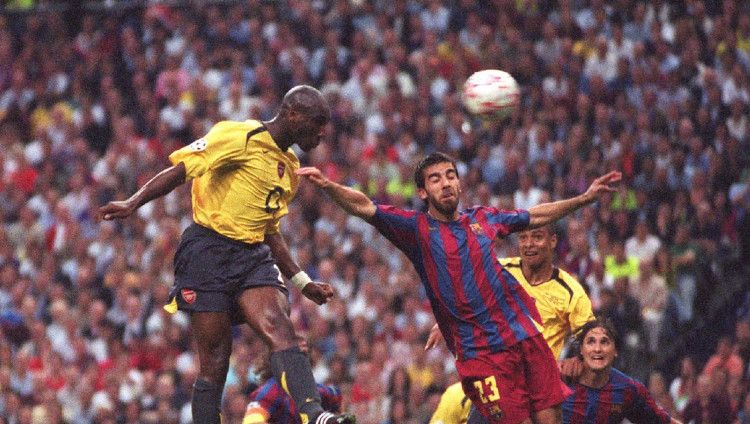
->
418;188;428;201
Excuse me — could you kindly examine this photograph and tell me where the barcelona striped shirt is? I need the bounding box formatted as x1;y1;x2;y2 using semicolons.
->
369;204;542;361
243;378;342;424
562;368;671;424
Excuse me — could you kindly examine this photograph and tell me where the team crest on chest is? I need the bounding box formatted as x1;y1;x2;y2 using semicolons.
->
277;162;285;178
470;222;483;235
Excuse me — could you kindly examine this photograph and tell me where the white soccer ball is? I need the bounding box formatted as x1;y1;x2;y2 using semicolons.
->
462;69;520;120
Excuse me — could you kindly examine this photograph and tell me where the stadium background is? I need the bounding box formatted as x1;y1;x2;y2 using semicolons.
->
1;0;750;423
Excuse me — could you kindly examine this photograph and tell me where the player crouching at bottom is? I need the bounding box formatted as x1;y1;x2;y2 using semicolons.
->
243;346;348;424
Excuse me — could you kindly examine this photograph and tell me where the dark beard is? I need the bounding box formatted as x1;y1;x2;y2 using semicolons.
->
432;197;458;217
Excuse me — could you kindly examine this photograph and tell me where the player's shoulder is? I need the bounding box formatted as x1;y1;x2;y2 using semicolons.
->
210;119;260;133
499;257;522;268
553;267;588;296
610;368;642;389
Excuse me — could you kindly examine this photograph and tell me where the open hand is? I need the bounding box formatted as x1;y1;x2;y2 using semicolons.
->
559;357;584;378
584;171;622;200
296;167;329;189
424;323;444;350
301;282;334;305
99;200;136;220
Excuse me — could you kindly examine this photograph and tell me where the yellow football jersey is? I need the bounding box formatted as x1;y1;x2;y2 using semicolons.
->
169;120;299;244
500;257;595;359
430;382;471;424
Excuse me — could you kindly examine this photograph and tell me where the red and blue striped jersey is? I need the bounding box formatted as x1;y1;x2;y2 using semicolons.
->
244;378;342;424
369;204;542;360
562;368;671;424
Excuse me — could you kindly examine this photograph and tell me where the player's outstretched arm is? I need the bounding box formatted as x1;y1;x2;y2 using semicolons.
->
264;232;334;305
296;167;376;219
99;162;187;220
527;171;621;228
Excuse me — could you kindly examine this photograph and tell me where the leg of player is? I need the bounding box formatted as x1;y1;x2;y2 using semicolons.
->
238;287;346;424
190;311;233;424
532;407;562;424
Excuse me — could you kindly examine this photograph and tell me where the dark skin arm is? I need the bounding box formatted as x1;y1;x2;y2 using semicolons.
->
99;162;187;220
101;161;333;305
264;232;334;305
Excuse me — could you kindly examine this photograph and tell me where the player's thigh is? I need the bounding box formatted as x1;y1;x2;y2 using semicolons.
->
521;335;567;415
531;406;562;424
237;286;298;350
190;311;233;382
171;225;239;315
457;349;531;424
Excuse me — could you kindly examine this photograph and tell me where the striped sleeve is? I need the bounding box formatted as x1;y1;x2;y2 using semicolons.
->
319;384;342;412
368;204;419;254
244;381;278;424
481;207;530;236
625;379;671;423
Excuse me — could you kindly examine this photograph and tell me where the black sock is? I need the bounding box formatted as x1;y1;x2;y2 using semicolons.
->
270;347;323;422
192;378;223;424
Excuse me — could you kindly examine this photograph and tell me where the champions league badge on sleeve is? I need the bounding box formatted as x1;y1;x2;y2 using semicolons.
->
189;138;208;152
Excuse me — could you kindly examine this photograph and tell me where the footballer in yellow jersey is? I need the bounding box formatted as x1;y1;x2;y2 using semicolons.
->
501;257;594;360
168;119;300;244
428;225;594;424
430;382;472;424
100;86;355;424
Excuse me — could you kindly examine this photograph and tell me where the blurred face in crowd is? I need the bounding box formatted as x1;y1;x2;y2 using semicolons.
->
581;326;617;372
517;226;556;271
418;161;461;217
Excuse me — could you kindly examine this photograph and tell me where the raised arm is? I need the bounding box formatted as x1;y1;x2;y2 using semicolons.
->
296;167;376;219
528;171;621;228
99;162;187;220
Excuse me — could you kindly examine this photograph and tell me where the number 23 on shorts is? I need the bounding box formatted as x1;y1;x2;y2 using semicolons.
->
473;375;500;403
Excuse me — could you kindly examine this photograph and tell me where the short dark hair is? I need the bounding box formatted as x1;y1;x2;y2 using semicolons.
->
518;223;557;237
281;85;330;125
575;318;618;351
414;152;458;189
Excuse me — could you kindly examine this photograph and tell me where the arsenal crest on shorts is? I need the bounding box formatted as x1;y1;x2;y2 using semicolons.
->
181;289;196;304
277;162;285;178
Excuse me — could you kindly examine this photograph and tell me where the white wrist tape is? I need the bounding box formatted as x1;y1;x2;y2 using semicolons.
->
290;271;312;291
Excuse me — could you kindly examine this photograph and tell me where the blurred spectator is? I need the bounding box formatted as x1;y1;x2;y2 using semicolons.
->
670;223;700;324
648;371;678;419
0;0;747;421
702;336;745;381
632;260;668;354
626;218;662;263
604;240;640;283
670;356;698;417
682;373;734;424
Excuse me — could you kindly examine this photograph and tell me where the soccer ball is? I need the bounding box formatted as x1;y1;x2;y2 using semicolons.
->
462;69;519;120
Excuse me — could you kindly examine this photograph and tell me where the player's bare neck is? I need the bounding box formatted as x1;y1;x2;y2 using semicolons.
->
263;119;292;151
522;262;553;286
